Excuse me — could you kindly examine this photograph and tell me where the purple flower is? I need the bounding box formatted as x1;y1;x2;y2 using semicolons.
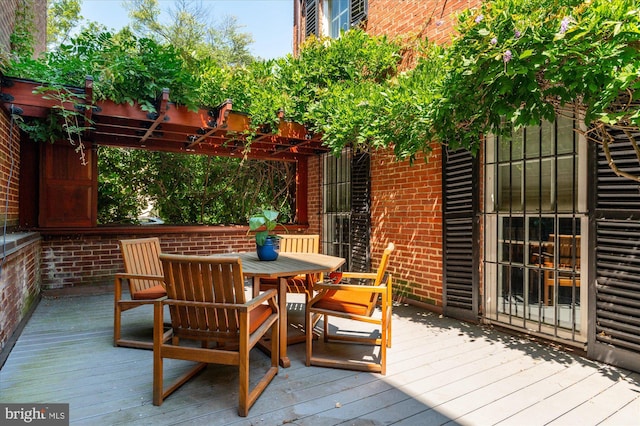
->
514;29;521;38
436;19;444;27
559;16;571;34
490;37;498;45
503;50;512;63
475;14;484;24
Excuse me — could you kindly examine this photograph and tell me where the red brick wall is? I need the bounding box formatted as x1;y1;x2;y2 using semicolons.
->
371;146;444;307
0;108;19;229
0;108;41;354
0;0;47;58
39;228;257;289
295;0;482;309
367;0;480;45
306;154;323;238
0;237;41;354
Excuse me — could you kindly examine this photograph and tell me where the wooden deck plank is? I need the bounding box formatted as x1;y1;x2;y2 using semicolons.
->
451;361;598;425
496;368;639;425
2;292;640;425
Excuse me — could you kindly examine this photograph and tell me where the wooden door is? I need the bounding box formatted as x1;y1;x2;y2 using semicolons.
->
39;141;97;227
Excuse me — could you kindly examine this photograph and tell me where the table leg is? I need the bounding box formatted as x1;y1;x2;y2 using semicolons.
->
278;277;291;368
254;276;290;368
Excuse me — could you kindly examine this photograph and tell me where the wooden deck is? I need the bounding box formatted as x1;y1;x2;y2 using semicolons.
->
1;290;639;425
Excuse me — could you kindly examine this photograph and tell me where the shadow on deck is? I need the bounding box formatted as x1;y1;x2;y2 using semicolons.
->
1;291;639;425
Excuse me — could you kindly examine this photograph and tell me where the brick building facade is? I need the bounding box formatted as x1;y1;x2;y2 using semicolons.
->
0;0;47;58
296;0;480;310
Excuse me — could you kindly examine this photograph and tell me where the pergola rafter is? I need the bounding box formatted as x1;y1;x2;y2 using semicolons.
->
0;75;328;162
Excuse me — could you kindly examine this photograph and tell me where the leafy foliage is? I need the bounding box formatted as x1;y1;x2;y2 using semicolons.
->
8;0;640;222
98;147;294;225
47;0;83;49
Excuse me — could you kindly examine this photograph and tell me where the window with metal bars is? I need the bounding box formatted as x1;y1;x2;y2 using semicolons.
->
484;114;588;343
322;149;370;272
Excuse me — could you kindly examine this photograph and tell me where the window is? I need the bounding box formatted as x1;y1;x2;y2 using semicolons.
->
484;115;588;343
322;149;370;272
304;0;367;38
328;0;350;38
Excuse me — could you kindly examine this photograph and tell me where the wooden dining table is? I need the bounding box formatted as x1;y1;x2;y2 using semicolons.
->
219;251;345;368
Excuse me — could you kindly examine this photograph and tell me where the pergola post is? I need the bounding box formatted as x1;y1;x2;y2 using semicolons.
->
296;156;308;225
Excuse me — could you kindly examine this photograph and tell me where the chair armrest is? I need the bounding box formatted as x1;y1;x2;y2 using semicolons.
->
115;273;164;282
313;282;386;293
246;288;278;310
163;290;278;313
340;272;378;280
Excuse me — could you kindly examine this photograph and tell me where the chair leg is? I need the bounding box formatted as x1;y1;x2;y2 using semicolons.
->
152;302;164;406
323;314;329;342
238;357;249;417
305;308;313;367
114;302;121;346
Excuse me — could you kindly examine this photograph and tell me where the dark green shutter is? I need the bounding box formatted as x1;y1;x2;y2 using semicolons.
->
592;129;640;372
350;0;367;27
443;148;479;321
305;0;318;37
350;152;370;272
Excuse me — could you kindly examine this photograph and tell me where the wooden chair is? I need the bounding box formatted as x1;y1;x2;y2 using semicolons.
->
153;254;279;417
114;237;170;349
305;242;395;375
257;234;321;298
543;234;581;305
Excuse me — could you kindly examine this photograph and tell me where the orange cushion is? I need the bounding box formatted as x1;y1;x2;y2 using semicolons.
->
249;304;275;334
324;289;373;307
314;295;371;316
131;284;166;300
260;276;308;293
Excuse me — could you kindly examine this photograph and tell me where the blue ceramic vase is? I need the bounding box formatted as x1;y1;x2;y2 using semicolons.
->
256;236;279;261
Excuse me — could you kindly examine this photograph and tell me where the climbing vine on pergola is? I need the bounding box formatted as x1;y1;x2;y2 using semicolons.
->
3;0;640;179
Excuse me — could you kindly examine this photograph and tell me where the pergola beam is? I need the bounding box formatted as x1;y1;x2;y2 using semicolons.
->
0;75;329;160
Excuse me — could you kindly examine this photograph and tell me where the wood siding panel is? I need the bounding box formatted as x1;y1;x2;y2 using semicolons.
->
39;142;96;227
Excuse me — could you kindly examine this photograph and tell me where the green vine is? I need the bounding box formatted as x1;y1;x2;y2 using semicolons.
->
6;0;640;173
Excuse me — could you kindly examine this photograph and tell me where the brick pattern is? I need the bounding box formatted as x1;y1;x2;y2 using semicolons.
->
39;229;257;289
0;0;46;57
0;4;42;357
0;110;20;229
306;155;322;237
0;0;18;55
297;0;482;308
0;240;41;353
371;145;444;306
367;0;480;45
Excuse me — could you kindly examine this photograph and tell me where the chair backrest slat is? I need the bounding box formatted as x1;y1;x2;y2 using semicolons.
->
278;234;319;254
160;254;245;336
120;237;163;295
374;243;395;287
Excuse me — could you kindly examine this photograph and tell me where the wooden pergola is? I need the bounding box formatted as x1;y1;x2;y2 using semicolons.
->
0;75;328;160
0;74;329;227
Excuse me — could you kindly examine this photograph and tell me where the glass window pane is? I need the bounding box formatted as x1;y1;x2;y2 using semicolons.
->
557;114;575;155
525;158;552;211
498;163;522;211
528;217;554;266
556;156;576;211
541;120;554;156
525;124;541;158
498;134;511;162
512;127;524;161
